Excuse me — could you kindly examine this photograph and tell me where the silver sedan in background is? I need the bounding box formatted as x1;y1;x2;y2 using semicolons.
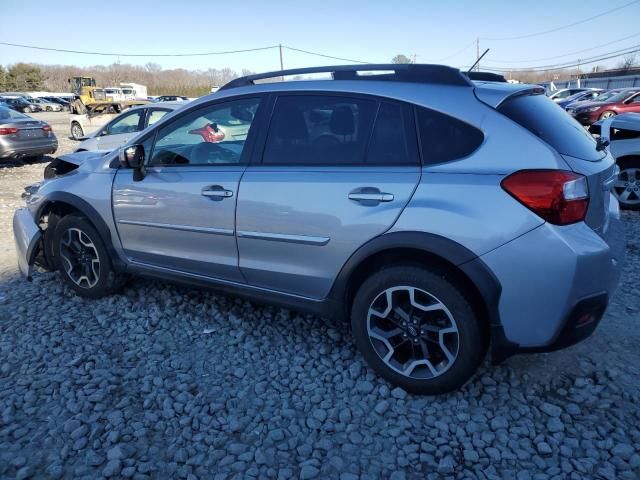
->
74;102;183;152
0;106;58;160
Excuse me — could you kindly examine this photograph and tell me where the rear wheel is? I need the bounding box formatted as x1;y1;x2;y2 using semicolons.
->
53;214;125;298
599;110;616;120
351;266;485;394
71;122;84;140
23;106;33;113
614;158;640;210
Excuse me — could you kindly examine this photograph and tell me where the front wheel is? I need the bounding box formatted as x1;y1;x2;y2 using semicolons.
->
53;214;125;298
351;266;486;394
71;122;84;140
600;110;616;120
23;106;33;113
614;158;640;210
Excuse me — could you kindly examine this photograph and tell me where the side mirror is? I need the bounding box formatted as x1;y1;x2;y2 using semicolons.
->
119;144;146;181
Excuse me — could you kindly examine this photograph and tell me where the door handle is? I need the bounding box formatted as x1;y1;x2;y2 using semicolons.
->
348;192;394;202
201;185;233;199
348;188;394;204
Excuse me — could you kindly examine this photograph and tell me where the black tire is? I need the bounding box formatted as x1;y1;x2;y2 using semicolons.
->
71;122;84;140
52;214;125;298
351;265;485;395
615;157;640;210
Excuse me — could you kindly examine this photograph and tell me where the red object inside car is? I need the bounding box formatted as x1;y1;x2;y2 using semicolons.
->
188;123;225;143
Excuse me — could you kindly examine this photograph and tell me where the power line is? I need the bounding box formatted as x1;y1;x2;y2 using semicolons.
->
282;46;369;64
470;45;640;72
0;41;280;57
435;40;477;62
482;0;640;41
485;32;640;63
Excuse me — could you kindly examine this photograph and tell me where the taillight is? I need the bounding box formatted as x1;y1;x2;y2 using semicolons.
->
42;124;52;136
501;170;589;225
0;127;19;135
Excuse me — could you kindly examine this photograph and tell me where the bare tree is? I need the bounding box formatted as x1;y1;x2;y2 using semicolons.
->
617;54;637;71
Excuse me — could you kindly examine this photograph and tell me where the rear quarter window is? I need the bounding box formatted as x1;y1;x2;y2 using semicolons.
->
498;93;602;161
416;106;484;165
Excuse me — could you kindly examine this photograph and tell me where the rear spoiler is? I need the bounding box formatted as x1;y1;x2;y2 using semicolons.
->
464;72;507;83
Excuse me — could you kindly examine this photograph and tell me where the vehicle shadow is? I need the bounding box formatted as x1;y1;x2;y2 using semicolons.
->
0;155;53;170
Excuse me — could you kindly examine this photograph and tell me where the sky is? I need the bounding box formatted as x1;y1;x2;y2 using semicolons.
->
1;0;639;74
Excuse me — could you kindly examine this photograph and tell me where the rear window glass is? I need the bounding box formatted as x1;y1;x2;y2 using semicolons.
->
498;93;602;161
416;106;484;165
0;107;28;121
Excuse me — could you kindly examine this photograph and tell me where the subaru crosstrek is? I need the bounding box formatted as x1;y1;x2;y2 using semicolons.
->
13;64;625;394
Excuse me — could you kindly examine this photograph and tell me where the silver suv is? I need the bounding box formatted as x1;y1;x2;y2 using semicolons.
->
13;65;625;394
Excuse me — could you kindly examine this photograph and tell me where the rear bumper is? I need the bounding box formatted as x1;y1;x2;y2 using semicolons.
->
13;208;42;279
0;139;58;159
480;196;624;361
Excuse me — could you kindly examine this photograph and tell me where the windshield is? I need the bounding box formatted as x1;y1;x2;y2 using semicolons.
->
499;93;602;161
0;107;28;121
564;91;588;102
598;90;638;103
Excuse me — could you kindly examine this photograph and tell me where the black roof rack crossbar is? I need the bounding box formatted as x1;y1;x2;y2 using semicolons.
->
219;64;473;91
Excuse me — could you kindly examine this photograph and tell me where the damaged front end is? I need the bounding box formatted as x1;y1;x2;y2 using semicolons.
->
15;183;60;278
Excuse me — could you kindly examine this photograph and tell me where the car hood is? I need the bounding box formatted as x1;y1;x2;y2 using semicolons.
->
56;150;113;172
573;100;615;110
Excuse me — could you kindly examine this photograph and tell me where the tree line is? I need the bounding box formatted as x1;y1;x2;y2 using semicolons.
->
0;62;252;96
2;55;638;96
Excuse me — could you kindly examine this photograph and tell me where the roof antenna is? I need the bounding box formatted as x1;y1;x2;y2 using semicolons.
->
468;48;490;73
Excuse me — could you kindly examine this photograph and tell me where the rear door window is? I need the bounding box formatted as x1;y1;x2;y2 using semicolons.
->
262;95;376;165
366;102;418;165
498;93;602;161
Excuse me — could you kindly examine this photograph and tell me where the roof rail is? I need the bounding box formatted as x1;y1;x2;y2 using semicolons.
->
219;64;473;91
465;71;507;83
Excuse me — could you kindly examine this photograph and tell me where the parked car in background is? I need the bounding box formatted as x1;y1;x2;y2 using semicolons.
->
589;112;640;209
548;88;590;102
74;102;181;152
0;106;57;160
0;97;42;113
556;89;604;109
42;96;71;110
69;104;145;140
156;95;190;102
13;64;624;394
26;97;63;112
569;88;640;125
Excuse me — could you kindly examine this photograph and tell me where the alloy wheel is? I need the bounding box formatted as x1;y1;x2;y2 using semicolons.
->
613;167;640;207
600;111;616;119
59;227;100;288
367;286;459;379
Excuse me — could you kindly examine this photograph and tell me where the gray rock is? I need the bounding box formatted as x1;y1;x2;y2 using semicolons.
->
375;400;390;415
537;442;553;455
102;459;122;477
611;443;635;461
300;465;319;479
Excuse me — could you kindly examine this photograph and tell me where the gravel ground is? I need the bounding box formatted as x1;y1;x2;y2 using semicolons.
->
1;113;639;479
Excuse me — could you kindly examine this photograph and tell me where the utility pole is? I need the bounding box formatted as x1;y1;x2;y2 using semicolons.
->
476;38;480;71
411;53;417;64
279;44;284;81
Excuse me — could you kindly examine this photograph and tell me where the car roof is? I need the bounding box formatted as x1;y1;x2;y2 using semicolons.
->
129;101;183;112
